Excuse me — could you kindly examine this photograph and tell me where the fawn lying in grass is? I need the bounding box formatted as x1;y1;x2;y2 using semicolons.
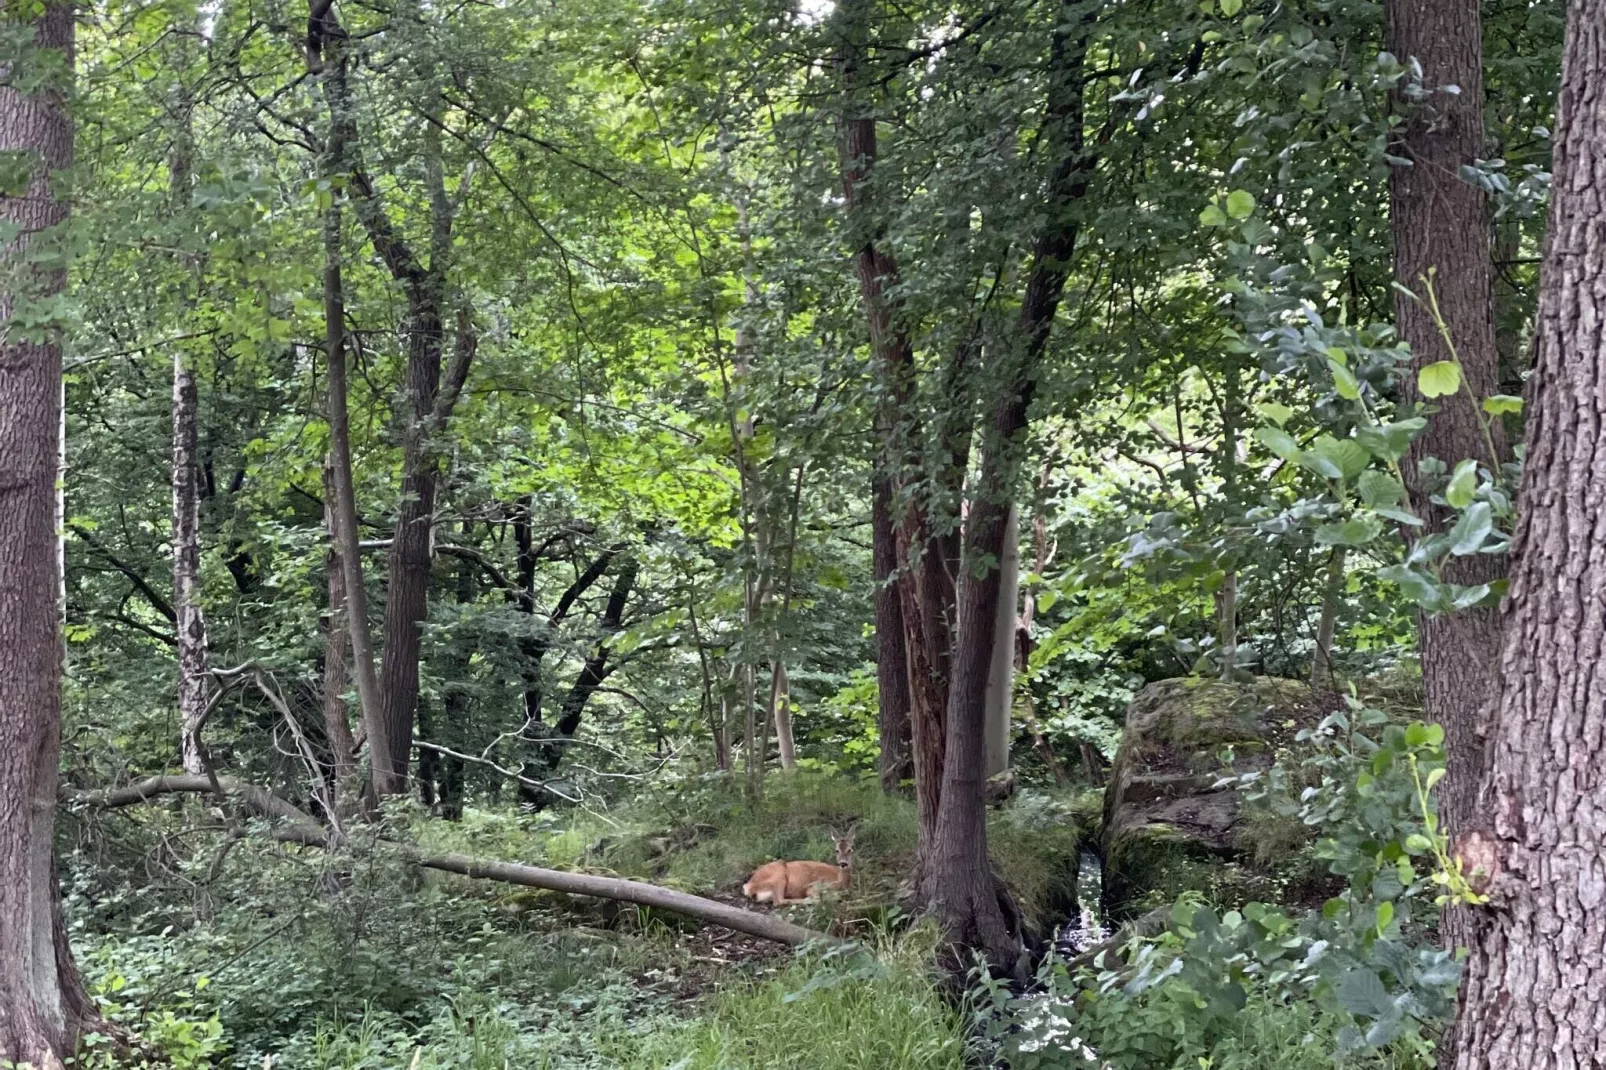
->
741;830;855;905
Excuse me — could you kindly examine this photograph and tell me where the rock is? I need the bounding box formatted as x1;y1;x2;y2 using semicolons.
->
1100;676;1328;920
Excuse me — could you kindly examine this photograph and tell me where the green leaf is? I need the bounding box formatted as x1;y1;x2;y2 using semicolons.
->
1445;458;1479;509
1336;968;1391;1018
1377;564;1447;611
1200;203;1228;227
1324;346;1348;367
1447;500;1493;555
1226;189;1256;219
1357;470;1404;508
1482;394;1523;415
1375;900;1394;932
1220;0;1242;14
1310;435;1370;481
1425;767;1446;790
1256;402;1294;427
1254;426;1301;461
1355;418;1427;461
1036;590;1058;614
1418;361;1462;398
1329;359;1361;400
1404;834;1434;854
1315;517;1383;547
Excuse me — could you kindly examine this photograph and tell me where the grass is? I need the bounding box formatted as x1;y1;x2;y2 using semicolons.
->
603;933;968;1070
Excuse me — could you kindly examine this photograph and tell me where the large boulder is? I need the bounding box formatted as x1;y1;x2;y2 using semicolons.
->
1100;676;1329;920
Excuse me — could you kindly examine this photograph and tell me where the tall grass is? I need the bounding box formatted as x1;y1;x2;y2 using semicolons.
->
604;935;967;1070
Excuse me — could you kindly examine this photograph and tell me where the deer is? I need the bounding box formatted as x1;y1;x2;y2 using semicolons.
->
741;829;855;905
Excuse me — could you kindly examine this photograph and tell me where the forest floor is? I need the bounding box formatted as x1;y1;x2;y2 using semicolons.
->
69;773;1092;1069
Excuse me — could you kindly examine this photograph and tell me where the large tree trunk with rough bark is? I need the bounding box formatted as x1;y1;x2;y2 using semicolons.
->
1384;0;1508;877
0;6;94;1061
873;477;914;791
1448;11;1606;1065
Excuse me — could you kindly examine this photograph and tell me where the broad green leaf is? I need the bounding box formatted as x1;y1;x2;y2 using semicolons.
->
1378;564;1448;611
1357;470;1404;508
1329;359;1361;400
1256;401;1294;427
1418;361;1462;398
1220;0;1242;14
1226;189;1256;219
1336;968;1391;1018
1254;425;1301;461
1200;203;1227;227
1355;418;1427;461
1482;394;1523;415
1310;435;1370;481
1315;517;1383;547
1451;582;1494;609
1447;500;1493;555
1375;900;1394;932
1374;506;1424;527
1445;458;1478;508
1404;834;1434;854
1325;346;1348;367
1425;767;1446;789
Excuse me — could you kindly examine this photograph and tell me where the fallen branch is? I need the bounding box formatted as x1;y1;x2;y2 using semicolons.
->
410;852;826;946
64;773;830;947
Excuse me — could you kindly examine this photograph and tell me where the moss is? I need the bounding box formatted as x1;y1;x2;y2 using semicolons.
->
1101;677;1332;921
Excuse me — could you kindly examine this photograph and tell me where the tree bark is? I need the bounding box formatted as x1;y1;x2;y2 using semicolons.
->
317;147;388;794
1447;11;1606;1065
983;504;1019;778
320;461;360;815
873;476;914;791
1310;546;1346;691
0;6;91;1061
1385;0;1508;885
173;347;209;776
167;20;209;779
835;0;949;847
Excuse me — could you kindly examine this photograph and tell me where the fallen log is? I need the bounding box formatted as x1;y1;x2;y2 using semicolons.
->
64;775;832;947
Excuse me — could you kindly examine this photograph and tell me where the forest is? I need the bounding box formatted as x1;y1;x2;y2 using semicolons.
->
0;0;1600;1065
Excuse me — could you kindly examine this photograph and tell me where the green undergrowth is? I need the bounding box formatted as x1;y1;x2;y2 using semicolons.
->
415;771;1088;935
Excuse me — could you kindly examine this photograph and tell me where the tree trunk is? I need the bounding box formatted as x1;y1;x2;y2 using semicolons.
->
835;0;949;846
1018;490;1068;785
918;2;1091;974
983;504;1019;778
320;182;388;796
1385;0;1508;889
320;461;360;815
770;661;797;771
1310;546;1346;691
376;300;446;794
1448;12;1606;1063
873;477;914;791
0;6;91;1061
173;348;209;775
167;20;209;778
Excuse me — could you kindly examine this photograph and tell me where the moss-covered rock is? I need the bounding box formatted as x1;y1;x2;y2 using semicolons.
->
1101;677;1329;919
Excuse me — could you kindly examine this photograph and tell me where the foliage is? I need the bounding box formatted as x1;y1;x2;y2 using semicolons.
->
979;698;1463;1069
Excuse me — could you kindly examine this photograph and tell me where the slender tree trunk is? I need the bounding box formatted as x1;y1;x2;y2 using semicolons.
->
0;6;92;1060
770;661;797;770
835;0;948;846
873;477;914;791
167;20;209;778
320;181;388;795
1384;0;1508;899
320;461;360;815
1449;13;1606;1063
1017;491;1067;785
983;504;1020;778
1310;546;1346;690
173;349;209;774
